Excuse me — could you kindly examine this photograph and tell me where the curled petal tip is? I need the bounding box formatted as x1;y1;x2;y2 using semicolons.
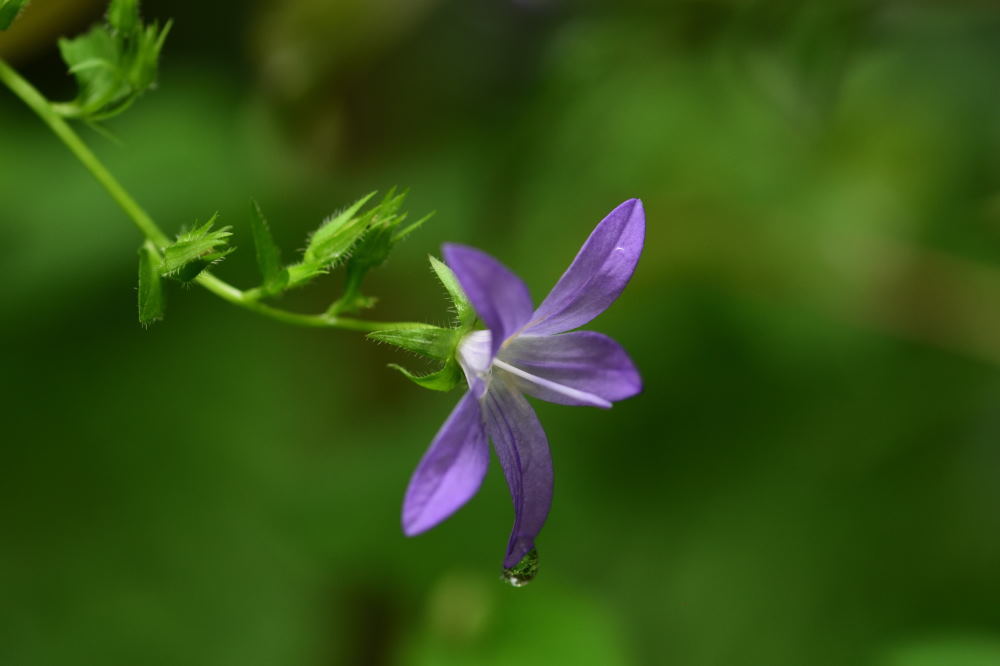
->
483;382;554;573
504;539;536;569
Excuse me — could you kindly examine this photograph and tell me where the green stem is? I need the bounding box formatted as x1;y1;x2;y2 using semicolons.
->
196;272;390;331
326;265;366;316
0;57;413;333
0;58;170;247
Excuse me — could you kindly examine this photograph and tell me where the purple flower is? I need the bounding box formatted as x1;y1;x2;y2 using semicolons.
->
402;199;645;568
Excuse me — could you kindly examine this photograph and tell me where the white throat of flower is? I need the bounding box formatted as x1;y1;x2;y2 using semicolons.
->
457;330;493;395
457;329;611;407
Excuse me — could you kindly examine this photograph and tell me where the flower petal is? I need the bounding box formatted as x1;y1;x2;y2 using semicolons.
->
499;331;642;406
525;199;645;335
482;378;554;568
403;391;489;536
443;243;534;357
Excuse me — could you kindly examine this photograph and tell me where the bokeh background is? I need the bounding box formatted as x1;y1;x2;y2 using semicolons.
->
3;1;1000;664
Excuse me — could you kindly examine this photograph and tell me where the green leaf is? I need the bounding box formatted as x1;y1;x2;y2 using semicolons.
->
387;358;463;392
106;0;138;34
0;0;29;30
55;0;171;121
249;200;288;295
57;27;119;114
160;215;233;281
368;324;459;361
137;243;164;325
429;255;474;327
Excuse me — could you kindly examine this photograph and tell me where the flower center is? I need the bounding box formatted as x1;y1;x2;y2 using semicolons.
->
457;330;492;379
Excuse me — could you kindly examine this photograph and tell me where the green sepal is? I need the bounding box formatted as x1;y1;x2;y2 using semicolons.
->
171;253;233;282
137;243;164;325
55;0;171;121
347;189;427;272
367;324;459;361
347;189;433;273
328;189;432;315
349;224;394;275
301;191;375;272
160;215;233;281
0;0;29;30
387;357;463;392
249;200;288;296
429;255;474;328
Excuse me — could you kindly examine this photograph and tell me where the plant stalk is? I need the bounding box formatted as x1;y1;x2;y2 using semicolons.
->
0;57;414;333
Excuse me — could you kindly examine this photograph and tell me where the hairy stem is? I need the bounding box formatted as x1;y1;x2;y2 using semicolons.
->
0;58;412;332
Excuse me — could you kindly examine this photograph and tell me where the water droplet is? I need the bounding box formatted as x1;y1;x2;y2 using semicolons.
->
501;548;539;587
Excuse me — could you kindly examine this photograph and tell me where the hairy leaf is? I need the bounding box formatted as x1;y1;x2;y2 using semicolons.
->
249;200;288;295
137;244;164;325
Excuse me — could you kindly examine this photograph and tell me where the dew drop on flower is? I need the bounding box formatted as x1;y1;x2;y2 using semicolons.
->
501;547;539;587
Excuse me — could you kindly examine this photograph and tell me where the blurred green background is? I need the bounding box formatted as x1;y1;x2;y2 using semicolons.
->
3;1;1000;664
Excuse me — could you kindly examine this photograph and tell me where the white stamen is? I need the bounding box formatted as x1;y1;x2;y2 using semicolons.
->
492;358;611;408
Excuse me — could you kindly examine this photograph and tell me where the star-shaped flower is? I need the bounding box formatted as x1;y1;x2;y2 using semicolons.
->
402;199;645;570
